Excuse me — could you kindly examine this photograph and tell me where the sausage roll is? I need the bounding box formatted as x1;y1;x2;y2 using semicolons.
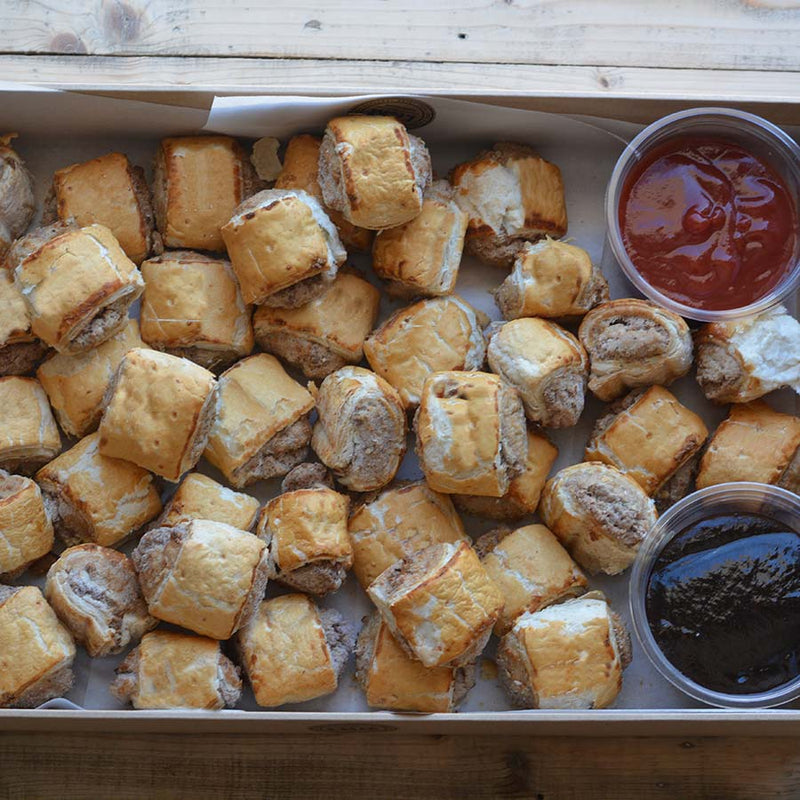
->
494;238;609;320
257;487;352;596
487;318;588;428
45;544;157;658
372;179;468;298
253;270;380;380
451;142;567;268
0;470;53;580
579;299;693;401
696;400;800;492
695;305;800;403
36;318;147;439
98;348;218;483
348;481;468;590
36;433;162;549
452;427;558;521
50;151;157;264
415;371;527;497
585;386;708;510
497;594;631;709
364;295;488;409
311;366;407;492
204;354;315;488
236;593;354;708
319;115;432;230
475;524;587;635
153;135;258;252
221;188;346;308
0;376;61;474
0;585;75;708
13;223;144;354
132;519;269;640
539;462;658;575
140;251;254;372
275;133;373;251
157;472;260;532
0;269;47;377
111;630;242;709
355;612;476;713
368;540;504;668
0;134;35;258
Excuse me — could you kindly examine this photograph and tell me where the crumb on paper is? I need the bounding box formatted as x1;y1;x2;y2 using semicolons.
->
251;137;282;181
481;658;498;681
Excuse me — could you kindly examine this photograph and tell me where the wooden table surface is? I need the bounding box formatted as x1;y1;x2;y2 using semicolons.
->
4;1;800;797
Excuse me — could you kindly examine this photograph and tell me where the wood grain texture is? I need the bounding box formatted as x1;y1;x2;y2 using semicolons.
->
2;732;799;799
5;55;800;125
2;0;800;70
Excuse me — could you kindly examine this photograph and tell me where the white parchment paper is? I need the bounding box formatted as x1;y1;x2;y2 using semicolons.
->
2;90;798;713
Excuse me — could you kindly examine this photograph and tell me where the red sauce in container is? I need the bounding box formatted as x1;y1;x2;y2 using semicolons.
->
619;137;798;311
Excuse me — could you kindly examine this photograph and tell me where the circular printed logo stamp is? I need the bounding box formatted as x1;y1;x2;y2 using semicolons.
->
348;97;436;129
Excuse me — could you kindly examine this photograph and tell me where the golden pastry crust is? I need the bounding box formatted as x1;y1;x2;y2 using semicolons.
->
111;630;242;709
311;366;407;492
348;481;468;590
98;348;218;482
140;251;253;371
0;268;46;377
52;152;156;264
496;595;627;709
494;238;609;320
539;462;658;575
364;296;488;409
14;223;144;354
415;370;527;497
578;299;693;402
453;427;558;521
204;354;315;488
695;306;800;404
221;189;346;306
275;134;373;251
319;116;431;230
696;400;800;490
368;540;505;668
0;471;53;579
36;432;162;549
0;134;35;258
36;318;146;438
478;524;587;635
487;318;589;428
372;180;468;297
451;142;567;268
355;613;475;713
253;271;380;379
260;488;351;572
158;472;260;532
45;544;157;657
0;376;61;474
0;585;75;708
236;594;350;707
153;135;256;252
132;519;269;640
585;386;708;496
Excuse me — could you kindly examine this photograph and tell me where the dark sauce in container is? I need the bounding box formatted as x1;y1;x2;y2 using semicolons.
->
646;512;800;695
618;137;797;312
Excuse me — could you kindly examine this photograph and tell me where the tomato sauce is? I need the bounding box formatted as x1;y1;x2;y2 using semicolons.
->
619;137;797;311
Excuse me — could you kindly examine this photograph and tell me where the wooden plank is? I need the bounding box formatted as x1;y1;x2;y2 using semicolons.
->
3;55;800;125
2;0;800;70
1;731;798;799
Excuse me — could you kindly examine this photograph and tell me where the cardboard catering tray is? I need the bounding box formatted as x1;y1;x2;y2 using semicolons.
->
2;88;799;735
